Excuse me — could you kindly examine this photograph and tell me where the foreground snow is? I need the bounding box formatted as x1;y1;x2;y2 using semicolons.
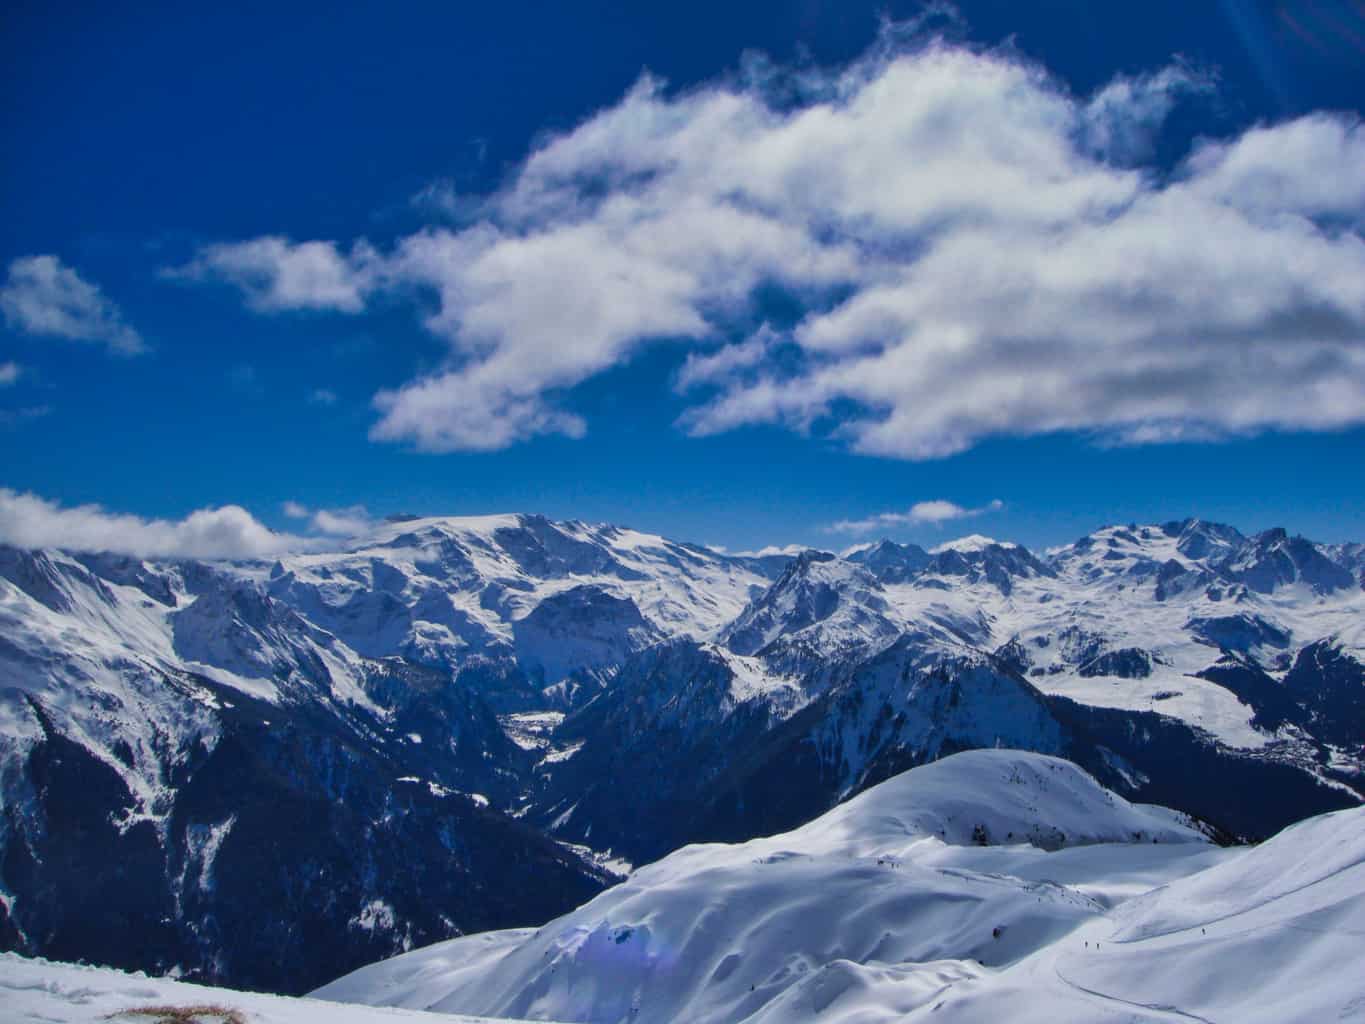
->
0;953;561;1024
311;750;1365;1023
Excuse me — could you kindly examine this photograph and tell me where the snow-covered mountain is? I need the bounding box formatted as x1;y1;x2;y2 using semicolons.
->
2;512;1363;991
316;749;1365;1024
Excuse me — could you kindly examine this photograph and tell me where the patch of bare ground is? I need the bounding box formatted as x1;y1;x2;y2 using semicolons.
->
107;1005;247;1024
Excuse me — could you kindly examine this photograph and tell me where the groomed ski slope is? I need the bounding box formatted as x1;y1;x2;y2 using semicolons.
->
0;953;565;1024
315;750;1365;1023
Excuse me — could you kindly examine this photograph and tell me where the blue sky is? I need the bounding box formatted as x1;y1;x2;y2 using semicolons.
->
3;0;1365;556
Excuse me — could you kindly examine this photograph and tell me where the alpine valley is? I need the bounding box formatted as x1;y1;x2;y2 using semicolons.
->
1;512;1363;999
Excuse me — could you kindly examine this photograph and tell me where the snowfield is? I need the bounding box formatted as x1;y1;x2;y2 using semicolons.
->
0;952;560;1024
314;750;1365;1023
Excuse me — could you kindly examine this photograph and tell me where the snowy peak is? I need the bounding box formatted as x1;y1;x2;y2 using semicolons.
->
844;539;931;583
929;533;1012;555
722;550;900;663
921;536;1053;595
1051;518;1362;598
798;749;1208;852
0;545;117;615
1162;517;1247;562
1220;527;1357;595
512;584;661;683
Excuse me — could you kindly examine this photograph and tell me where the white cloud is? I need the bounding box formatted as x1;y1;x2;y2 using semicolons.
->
0;361;18;386
366;199;855;450
675;326;780;393
310;505;372;536
171;236;379;313
0;256;144;354
828;498;1004;535
1183;113;1365;221
176;30;1365;457
280;499;371;536
731;543;813;558
0;489;307;559
1079;63;1214;162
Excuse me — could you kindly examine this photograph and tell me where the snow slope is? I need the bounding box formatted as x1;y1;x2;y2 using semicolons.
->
898;802;1365;1023
0;952;561;1024
317;751;1231;1024
9;764;1358;1024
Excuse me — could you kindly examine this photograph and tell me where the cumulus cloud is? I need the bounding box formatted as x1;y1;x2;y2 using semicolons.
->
279;500;371;537
178;29;1365;457
310;505;372;536
828;499;1004;535
170;236;379;313
0;256;144;354
0;489;307;559
0;361;18;386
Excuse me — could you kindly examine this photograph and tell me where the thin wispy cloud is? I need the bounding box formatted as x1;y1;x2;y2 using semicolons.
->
171;27;1365;458
828;499;1004;535
0;255;144;354
0;362;19;386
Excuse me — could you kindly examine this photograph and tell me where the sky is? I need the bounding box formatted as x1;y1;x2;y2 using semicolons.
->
3;0;1365;557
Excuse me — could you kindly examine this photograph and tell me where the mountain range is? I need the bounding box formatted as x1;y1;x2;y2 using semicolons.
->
1;513;1362;992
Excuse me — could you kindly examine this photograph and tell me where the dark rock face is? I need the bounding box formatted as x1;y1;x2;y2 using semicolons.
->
921;543;1054;596
0;674;607;996
1164;518;1246;563
1045;697;1355;842
1196;658;1305;734
544;639;1361;863
1188;614;1291;656
1222;530;1355;595
531;639;780;863
1283;641;1365;750
1078;648;1154;679
992;638;1033;676
845;540;931;583
1194;643;1365;753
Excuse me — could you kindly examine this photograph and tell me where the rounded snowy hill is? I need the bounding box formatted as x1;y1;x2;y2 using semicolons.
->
316;750;1220;1023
